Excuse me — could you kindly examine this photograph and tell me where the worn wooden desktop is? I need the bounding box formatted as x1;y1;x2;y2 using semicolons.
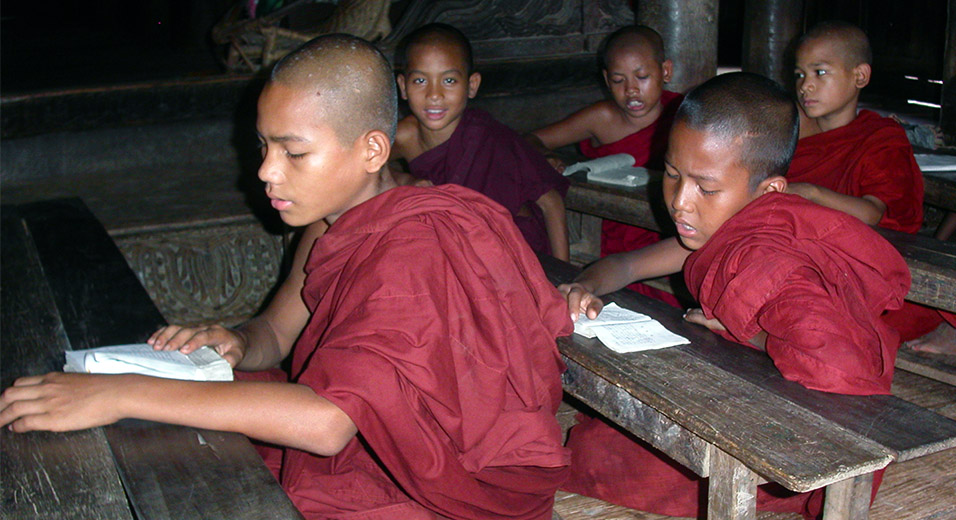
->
564;172;956;314
1;198;304;520
541;255;956;520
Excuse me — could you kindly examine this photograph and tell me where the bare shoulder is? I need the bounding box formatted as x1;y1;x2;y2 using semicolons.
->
392;115;422;160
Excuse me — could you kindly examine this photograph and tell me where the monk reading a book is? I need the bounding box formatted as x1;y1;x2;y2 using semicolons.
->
559;72;910;519
1;34;573;520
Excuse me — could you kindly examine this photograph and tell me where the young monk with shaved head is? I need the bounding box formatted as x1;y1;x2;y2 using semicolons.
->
1;34;573;519
528;25;684;306
559;72;910;518
787;20;955;358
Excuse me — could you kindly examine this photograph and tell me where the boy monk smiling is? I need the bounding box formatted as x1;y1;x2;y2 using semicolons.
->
528;25;684;306
1;34;572;520
787;20;954;356
391;23;571;260
559;72;910;518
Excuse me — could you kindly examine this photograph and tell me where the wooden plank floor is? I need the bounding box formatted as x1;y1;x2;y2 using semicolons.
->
553;368;956;520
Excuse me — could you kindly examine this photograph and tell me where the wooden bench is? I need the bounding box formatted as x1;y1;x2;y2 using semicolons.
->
540;255;956;520
1;198;303;520
564;173;956;314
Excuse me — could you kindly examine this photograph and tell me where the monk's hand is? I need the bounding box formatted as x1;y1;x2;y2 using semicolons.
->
557;282;604;322
0;372;127;433
148;324;247;368
544;154;566;173
413;178;434;187
682;308;726;332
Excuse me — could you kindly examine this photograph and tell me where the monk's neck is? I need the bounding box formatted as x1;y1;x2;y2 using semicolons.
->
418;117;462;152
815;102;859;133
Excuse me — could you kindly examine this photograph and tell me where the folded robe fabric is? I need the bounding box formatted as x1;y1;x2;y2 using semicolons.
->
563;193;908;519
684;192;910;395
787;109;946;340
579;90;684;307
281;184;572;519
408;108;569;256
787;109;924;234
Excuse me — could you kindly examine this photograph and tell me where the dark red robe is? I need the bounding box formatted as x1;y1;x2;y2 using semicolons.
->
787;109;944;340
563;193;909;519
580;90;683;308
408;108;569;256
280;184;572;519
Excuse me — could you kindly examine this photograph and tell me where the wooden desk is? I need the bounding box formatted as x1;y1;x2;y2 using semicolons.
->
1;198;303;520
922;169;956;213
565;174;956;313
541;255;956;520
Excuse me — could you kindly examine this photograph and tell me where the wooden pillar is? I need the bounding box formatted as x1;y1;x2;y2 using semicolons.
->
636;0;719;93
707;449;758;520
941;0;956;147
741;0;804;87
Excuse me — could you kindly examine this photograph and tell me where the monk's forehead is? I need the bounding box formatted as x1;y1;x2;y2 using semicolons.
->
407;37;468;67
800;32;866;66
606;32;662;65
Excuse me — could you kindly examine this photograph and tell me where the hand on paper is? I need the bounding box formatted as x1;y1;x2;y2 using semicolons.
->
558;282;604;322
149;324;247;368
0;372;126;433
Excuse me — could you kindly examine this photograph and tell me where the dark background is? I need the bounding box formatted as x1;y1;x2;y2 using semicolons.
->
1;0;947;119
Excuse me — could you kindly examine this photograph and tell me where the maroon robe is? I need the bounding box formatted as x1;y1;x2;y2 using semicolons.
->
280;184;572;519
563;193;909;519
408;108;569;255
787;109;942;340
580;90;683;307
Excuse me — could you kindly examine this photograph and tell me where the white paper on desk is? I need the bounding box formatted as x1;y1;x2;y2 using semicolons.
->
64;343;233;381
915;153;956;172
573;303;689;352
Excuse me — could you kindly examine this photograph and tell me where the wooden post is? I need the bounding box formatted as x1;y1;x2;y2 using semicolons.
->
941;0;956;146
741;0;804;87
636;0;719;93
822;473;873;520
708;448;758;520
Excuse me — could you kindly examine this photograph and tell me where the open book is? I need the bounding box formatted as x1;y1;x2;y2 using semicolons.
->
64;343;234;381
574;303;689;353
563;153;650;188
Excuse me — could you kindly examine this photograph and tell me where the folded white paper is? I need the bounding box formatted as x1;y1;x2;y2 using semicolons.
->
915;153;956;172
563;153;650;188
64;343;233;381
574;303;689;353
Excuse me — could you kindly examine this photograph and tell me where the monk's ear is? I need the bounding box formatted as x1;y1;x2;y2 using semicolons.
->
661;60;673;84
396;75;408;100
852;63;871;89
602;69;610;88
756;175;788;195
361;130;392;174
467;72;481;99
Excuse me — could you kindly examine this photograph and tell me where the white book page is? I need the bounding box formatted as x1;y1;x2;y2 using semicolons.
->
64;343;233;381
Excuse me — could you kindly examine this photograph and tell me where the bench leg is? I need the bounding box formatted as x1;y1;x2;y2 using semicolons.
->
822;473;873;520
707;449;757;520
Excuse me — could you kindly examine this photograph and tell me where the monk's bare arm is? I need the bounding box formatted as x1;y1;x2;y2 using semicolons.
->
0;372;356;456
149;221;326;370
526;103;606;171
535;189;570;262
560;237;690;320
787;183;887;226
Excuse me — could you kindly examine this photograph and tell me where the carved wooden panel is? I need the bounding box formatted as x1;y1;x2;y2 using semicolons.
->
114;221;285;326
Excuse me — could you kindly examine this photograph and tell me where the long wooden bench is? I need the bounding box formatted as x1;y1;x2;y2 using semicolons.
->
1;198;304;520
541;254;956;520
564;173;956;314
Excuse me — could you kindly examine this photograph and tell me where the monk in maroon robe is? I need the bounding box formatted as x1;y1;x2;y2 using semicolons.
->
408;108;569;256
282;184;572;518
558;72;910;519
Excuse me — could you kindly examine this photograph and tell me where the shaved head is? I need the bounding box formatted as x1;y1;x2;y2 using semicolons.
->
798;20;872;67
675;72;798;189
270;34;398;145
397;23;474;75
600;25;666;69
